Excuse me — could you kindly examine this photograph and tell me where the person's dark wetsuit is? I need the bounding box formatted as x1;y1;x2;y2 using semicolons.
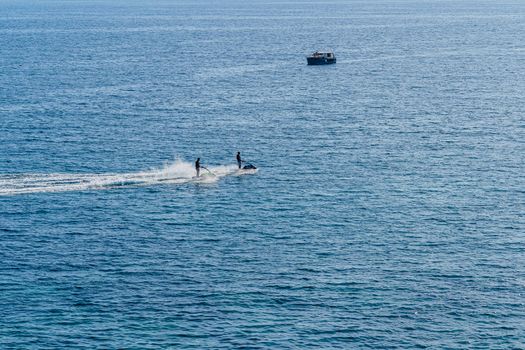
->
195;158;201;177
236;152;242;169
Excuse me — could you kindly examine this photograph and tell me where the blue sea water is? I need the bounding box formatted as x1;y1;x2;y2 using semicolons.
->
1;0;525;348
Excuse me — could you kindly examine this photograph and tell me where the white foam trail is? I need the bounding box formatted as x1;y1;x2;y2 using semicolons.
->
0;160;256;196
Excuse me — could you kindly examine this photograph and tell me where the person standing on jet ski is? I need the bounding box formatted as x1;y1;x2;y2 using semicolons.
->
195;158;201;177
236;152;243;169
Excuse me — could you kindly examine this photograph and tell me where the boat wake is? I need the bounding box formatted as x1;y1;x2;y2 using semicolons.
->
0;160;257;196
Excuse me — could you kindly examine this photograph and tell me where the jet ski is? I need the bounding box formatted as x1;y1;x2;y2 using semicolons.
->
242;163;257;170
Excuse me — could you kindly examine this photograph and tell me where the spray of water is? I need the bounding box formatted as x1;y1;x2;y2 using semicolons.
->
0;159;257;196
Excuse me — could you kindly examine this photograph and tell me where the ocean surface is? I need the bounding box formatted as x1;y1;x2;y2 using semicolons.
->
1;0;524;348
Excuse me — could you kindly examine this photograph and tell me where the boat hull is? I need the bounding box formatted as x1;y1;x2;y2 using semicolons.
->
307;57;336;65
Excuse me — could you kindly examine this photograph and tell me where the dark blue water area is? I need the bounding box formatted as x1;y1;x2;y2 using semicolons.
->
1;0;525;348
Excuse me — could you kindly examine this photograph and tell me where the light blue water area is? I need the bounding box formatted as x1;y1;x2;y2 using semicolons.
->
1;0;525;348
